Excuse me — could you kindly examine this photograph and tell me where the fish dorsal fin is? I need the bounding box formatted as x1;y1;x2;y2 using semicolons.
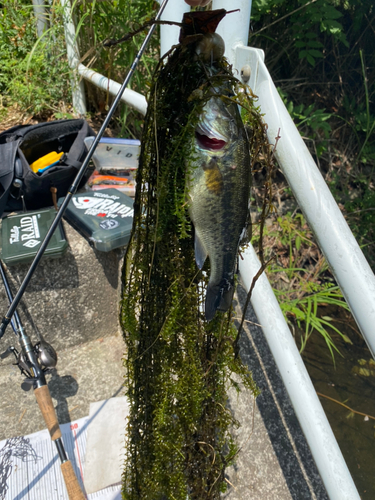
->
195;232;207;270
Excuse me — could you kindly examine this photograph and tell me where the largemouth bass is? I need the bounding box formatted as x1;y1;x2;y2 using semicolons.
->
188;57;251;321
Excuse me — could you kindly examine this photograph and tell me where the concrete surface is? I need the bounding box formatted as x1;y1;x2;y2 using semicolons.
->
0;221;124;357
0;220;329;499
224;285;328;499
0;333;125;440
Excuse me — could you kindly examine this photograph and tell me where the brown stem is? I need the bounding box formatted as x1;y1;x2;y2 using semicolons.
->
317;391;375;421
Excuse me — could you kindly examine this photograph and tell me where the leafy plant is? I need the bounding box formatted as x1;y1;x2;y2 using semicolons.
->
71;0;158;138
252;211;350;358
251;0;348;67
278;87;332;157
276;283;350;358
0;0;72;115
329;173;375;267
0;0;158;131
355;50;375;164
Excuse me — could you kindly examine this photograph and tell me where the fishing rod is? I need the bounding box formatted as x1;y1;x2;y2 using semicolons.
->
0;0;170;339
0;260;85;500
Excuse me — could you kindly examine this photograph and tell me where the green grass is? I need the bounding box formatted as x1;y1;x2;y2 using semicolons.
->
252;211;350;360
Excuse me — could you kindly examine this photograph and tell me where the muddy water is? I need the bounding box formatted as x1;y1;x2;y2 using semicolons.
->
299;307;375;499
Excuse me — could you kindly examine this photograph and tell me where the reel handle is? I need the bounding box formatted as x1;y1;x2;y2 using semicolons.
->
34;385;86;500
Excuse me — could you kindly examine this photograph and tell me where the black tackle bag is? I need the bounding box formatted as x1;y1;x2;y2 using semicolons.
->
0;119;95;216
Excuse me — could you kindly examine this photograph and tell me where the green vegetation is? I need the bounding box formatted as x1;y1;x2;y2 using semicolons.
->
0;0;71;115
119;30;269;498
71;0;158;137
249;0;375;352
0;0;158;134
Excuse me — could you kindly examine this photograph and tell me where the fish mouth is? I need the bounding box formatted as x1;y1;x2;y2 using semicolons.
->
195;132;227;151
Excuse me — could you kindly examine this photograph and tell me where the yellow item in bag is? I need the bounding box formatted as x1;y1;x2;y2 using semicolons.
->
30;151;64;173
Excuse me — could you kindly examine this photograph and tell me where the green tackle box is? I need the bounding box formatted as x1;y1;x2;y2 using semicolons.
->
58;188;134;252
1;208;68;266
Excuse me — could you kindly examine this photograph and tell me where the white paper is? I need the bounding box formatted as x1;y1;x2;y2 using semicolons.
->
84;398;129;494
0;414;122;500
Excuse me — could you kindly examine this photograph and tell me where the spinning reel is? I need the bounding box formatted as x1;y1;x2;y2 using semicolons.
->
0;262;85;500
0;335;57;391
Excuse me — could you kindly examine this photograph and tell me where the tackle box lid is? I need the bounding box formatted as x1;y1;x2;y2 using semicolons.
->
58;189;134;252
1;208;68;266
84;137;140;171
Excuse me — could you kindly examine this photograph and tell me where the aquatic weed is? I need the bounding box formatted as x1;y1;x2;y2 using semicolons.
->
120;32;268;499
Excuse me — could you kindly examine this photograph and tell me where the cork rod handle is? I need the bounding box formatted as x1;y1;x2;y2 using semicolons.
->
61;460;86;500
34;385;61;440
34;385;86;500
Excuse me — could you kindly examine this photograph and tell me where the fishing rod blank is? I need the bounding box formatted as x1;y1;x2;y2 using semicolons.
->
0;261;22;332
0;0;170;338
0;260;85;499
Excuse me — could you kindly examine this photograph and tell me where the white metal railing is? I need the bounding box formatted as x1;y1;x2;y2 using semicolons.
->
77;64;147;116
57;0;374;498
31;0;48;37
236;44;375;357
60;0;87;115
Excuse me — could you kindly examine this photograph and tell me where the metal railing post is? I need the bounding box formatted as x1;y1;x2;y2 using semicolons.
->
32;0;48;37
77;65;147;116
236;45;375;358
60;0;87;116
239;245;361;500
157;0;190;57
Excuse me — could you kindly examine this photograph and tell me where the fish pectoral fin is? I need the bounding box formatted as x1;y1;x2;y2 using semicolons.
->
203;158;223;195
194;233;207;270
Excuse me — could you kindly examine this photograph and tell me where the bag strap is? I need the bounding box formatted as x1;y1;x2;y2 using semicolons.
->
0;142;18;217
0;124;29;145
59;121;90;170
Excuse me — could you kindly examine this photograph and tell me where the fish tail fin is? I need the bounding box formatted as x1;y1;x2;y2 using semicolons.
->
205;280;235;321
205;284;220;322
217;286;235;313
